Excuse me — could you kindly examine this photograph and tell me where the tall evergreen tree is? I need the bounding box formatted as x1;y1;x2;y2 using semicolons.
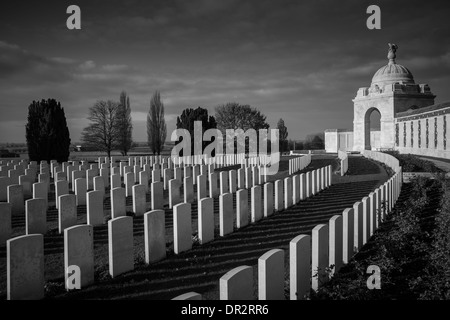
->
26;99;71;162
146;91;167;155
117;91;133;156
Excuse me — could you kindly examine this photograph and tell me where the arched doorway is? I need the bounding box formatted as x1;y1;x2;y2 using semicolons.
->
364;108;381;150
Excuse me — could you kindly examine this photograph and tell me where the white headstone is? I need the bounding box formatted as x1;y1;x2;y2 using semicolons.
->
198;197;214;244
87;190;104;226
236;189;248;229
139;171;149;193
251;185;262;223
229;170;237;193
111;174;121;189
219;265;253;300
124;172;134;197
8;184;24;216
173;203;192;254
219;193;233;236
7;234;44;300
64;225;94;289
220;171;229;195
132;184;146;216
0;176;11;201
93;176;105;198
342;208;355;264
144;209;166;264
362;196;370;245
197;174;207;202
108;216;134;278
209;172;218;198
290;234;310;300
172;292;202;300
237;168;245;190
169;179;181;209
264;182;273;217
151;182;164;210
74;178;87;206
353;201;363;251
25;198;47;235
292;175;300;204
0;203;12;243
258;249;285;300
274;180;283;211
184;176;194;203
58;194;77;234
329;215;343;275
312;224;329;291
111;187;126;219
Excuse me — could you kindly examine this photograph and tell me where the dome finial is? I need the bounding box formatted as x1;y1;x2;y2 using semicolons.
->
387;43;398;65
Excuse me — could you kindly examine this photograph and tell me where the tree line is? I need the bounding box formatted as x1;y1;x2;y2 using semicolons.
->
24;93;297;163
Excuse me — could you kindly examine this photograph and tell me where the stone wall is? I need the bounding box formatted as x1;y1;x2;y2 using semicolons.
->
395;105;450;159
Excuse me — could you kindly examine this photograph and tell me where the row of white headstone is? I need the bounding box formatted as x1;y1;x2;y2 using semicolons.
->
173;163;403;300
1;151;304;247
338;150;349;176
288;154;312;175
3;159;324;300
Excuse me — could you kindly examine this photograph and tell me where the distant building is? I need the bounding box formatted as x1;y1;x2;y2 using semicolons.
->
325;44;450;159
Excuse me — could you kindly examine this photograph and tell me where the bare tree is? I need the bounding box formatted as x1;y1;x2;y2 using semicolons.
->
81;100;120;157
147;91;167;155
117;91;133;156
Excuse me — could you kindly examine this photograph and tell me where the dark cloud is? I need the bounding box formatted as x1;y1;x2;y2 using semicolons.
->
0;0;449;142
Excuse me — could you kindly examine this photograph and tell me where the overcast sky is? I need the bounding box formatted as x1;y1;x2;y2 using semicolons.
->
0;0;449;143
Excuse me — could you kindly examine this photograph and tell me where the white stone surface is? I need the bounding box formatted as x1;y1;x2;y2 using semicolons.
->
111;187;126;219
132;184;146;216
75;178;87;206
353;201;363;251
264;182;273;217
236;189;248;228
0;203;12;243
198;197;214;244
290;234;310;300
251;185;262;223
274;179;283;211
58;194;77;233
151;182;164;210
219;265;253;300
172;292;202;300
219;193;233;236
284;177;293;209
108;216;134;278
312;224;329;291
258;249;285;300
144;209;166;263
197;174;207;202
184;176;194;203
329;215;343;275
169;179;181;209
209;172;218;198
87;190;104;226
8;184;24;216
7;234;44;300
64;225;94;289
342;208;355;264
25;198;47;235
173;203;192;254
124;172;134;197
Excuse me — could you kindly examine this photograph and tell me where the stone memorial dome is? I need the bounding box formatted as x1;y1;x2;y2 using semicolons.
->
371;43;415;86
